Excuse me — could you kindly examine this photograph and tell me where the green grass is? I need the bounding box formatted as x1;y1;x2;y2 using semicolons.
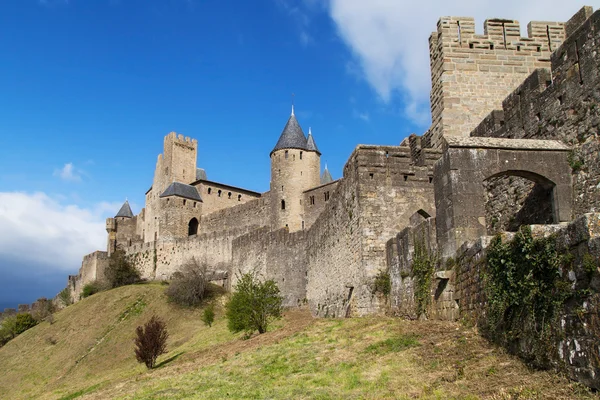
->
0;283;597;400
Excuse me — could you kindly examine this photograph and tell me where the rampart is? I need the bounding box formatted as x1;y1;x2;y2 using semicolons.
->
425;13;567;149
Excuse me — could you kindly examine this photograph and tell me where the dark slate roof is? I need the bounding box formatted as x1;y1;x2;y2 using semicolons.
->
159;182;203;202
306;128;321;155
271;112;308;155
196;168;207;181
321;166;333;185
115;200;134;218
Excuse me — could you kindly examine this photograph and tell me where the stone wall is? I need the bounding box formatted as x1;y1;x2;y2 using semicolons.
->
232;227;308;307
454;214;600;389
199;196;269;235
69;251;109;301
302;180;339;230
193;180;262;215
470;8;600;218
425;14;566;149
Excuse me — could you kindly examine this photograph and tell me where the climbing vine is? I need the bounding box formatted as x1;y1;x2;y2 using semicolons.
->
412;234;437;317
483;226;572;359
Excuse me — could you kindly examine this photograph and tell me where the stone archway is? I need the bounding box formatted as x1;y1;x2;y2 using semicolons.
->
434;136;572;258
188;218;199;236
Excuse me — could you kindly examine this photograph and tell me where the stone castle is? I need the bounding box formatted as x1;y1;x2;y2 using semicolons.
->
60;7;600;385
66;5;599;316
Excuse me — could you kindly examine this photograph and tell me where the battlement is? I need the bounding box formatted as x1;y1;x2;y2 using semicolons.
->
433;15;565;52
165;131;198;146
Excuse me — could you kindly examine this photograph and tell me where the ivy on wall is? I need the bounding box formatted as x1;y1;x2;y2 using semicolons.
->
412;234;437;317
483;226;572;364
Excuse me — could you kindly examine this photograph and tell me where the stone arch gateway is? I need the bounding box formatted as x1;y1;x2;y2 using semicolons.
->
434;136;573;258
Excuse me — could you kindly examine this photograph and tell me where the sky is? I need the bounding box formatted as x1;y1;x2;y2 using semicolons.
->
0;0;597;310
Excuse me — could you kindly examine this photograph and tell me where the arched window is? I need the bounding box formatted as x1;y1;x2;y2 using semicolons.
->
218;190;222;197
188;218;199;236
208;188;212;194
285;150;289;159
238;194;242;201
281;200;286;210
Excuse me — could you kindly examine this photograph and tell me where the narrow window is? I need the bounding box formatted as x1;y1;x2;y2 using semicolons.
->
369;173;374;179
218;190;222;197
302;221;305;230
166;198;170;203
429;177;433;184
208;188;212;194
285;150;289;159
282;185;284;192
324;192;330;201
281;200;286;210
238;194;242;201
193;202;197;208
228;192;232;199
293;154;296;161
300;151;303;160
403;175;408;182
183;199;186;205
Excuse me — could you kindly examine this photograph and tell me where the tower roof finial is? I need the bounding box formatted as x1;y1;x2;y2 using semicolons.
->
291;93;295;116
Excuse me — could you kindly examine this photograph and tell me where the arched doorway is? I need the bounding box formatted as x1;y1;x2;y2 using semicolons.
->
188;218;199;236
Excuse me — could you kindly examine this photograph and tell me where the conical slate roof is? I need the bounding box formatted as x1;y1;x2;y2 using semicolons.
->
306;128;321;155
271;108;308;155
115;200;134;218
321;166;333;184
196;168;207;181
159;182;202;202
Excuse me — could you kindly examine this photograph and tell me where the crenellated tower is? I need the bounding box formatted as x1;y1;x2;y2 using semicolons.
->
270;106;321;232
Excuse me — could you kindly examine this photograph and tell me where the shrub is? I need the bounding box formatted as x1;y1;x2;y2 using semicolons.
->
225;270;283;335
105;249;141;289
134;315;169;369
58;287;72;307
372;270;391;296
31;298;55;322
15;313;37;334
81;281;103;299
201;304;215;327
0;316;18;346
166;258;207;307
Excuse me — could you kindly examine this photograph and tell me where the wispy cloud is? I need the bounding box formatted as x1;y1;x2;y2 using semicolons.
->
353;110;370;122
53;163;83;182
325;0;591;126
276;0;313;47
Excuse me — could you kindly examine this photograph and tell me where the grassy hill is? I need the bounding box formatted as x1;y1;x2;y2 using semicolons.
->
0;283;596;400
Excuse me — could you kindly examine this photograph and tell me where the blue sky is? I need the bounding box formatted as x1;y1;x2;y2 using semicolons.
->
0;0;595;310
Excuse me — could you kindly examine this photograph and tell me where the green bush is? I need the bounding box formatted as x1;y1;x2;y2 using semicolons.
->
226;271;283;335
134;315;168;369
201;304;215;327
81;281;103;298
0;316;18;346
372;270;391;296
15;313;37;334
105;249;141;289
58;287;72;307
166;258;207;307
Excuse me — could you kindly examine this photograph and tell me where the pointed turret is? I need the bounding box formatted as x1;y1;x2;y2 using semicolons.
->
321;165;333;184
270;106;308;156
306;127;321;155
115;200;134;218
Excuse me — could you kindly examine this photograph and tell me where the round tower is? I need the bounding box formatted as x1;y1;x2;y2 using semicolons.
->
270;106;321;232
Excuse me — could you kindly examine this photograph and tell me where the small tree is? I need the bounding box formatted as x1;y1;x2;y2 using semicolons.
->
58;287;72;307
166;258;207;307
15;313;37;334
105;249;141;289
0;316;18;346
225;270;283;335
201;304;215;327
134;315;168;369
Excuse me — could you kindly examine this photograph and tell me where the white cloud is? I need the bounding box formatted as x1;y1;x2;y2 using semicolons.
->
0;192;119;275
327;0;597;125
353;110;370;122
53;162;82;182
